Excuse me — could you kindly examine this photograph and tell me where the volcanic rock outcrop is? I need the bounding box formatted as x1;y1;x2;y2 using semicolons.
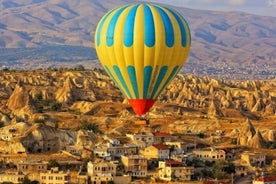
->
0;121;95;154
7;83;35;119
238;119;266;148
0;70;275;152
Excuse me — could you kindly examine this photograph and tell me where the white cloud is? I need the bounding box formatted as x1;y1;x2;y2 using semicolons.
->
267;0;276;7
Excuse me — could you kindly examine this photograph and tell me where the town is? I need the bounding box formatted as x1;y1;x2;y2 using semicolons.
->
1;117;276;184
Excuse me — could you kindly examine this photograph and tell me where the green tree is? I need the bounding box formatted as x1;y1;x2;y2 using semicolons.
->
187;158;202;168
51;101;62;111
224;162;235;174
35;92;43;101
22;176;39;184
34;118;45;124
212;161;226;179
201;168;214;178
77;120;102;134
205;160;214;167
47;159;60;169
197;133;205;138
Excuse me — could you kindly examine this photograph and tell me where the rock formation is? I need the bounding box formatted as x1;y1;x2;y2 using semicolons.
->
0;70;275;153
7;83;35;119
55;76;75;105
247;130;266;148
238;119;266;148
208;98;224;117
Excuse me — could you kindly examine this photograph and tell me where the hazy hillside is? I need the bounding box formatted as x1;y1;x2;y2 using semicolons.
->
0;0;275;79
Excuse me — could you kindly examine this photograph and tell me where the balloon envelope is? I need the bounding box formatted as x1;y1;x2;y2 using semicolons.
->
95;3;191;115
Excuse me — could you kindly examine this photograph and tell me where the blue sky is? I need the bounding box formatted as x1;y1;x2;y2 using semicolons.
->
143;0;276;17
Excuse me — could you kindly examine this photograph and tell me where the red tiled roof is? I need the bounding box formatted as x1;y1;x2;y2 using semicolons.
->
153;144;168;150
152;132;171;137
255;175;276;182
165;161;183;166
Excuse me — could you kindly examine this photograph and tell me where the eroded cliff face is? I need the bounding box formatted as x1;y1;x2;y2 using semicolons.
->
0;122;97;154
162;75;276;117
0;69;275;150
2;70;275;119
7;83;35;119
237;118;265;148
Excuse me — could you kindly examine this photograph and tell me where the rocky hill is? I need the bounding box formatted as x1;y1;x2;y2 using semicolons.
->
0;69;275;153
0;0;275;79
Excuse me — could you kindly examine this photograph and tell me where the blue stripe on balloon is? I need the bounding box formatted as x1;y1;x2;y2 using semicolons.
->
127;66;139;98
166;8;187;47
144;4;155;47
96;9;115;46
106;6;128;47
143;66;153;98
153;6;174;47
150;66;168;98
156;66;179;97
113;65;133;98
104;65;127;98
124;5;138;47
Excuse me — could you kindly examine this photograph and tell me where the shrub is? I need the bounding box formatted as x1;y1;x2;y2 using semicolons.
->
51;101;62;111
77;120;102;134
48;159;60;169
35;92;43;101
34;118;45;124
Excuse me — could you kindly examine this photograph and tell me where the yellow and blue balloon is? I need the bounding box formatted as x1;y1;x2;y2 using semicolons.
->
95;3;191;115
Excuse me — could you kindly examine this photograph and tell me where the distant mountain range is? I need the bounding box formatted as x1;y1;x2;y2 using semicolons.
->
0;0;275;79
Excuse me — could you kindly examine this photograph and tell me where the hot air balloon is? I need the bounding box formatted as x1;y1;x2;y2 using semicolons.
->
95;3;191;116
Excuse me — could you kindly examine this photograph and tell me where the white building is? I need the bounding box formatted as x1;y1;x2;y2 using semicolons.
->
126;132;154;147
193;148;225;162
158;160;194;181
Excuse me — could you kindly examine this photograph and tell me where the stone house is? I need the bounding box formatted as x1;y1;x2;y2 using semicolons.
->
0;171;25;184
17;161;48;172
140;144;170;160
240;151;266;167
94;142;138;158
152;132;172;144
165;141;196;154
64;145;83;156
39;167;70;184
234;164;247;177
87;160;116;184
121;155;147;177
158;160;194;181
193;148;226;162
17;161;48;181
126;132;154;147
87;160;131;184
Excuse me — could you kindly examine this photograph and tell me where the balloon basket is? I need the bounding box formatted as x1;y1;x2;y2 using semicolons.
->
134;116;150;126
